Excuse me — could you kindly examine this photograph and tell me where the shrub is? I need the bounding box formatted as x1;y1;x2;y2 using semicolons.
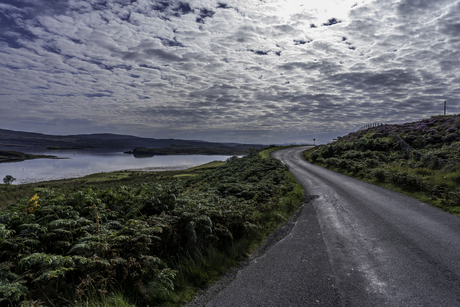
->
370;169;386;182
2;176;15;185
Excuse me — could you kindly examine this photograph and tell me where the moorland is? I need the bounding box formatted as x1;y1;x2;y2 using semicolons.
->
3;115;459;306
0;147;304;306
304;114;460;215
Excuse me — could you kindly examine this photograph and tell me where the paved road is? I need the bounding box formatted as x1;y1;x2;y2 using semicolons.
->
188;146;460;306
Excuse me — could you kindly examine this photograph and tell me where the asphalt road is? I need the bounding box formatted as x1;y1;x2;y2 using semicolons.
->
187;146;460;306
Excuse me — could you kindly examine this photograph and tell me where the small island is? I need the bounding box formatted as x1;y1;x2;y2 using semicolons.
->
0;150;58;163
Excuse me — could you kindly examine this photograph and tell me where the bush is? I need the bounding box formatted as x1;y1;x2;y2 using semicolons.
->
2;176;15;185
370;169;386;182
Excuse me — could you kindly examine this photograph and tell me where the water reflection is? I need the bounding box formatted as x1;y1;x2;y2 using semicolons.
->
0;147;233;184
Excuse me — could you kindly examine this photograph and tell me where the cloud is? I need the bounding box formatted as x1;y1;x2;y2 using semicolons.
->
322;18;341;26
0;0;458;144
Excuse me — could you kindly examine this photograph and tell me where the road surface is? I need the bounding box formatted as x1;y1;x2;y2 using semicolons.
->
187;146;460;306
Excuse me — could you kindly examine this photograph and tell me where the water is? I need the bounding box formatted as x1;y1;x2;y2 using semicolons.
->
0;147;233;184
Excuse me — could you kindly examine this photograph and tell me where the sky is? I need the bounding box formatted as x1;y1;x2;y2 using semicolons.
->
0;0;459;145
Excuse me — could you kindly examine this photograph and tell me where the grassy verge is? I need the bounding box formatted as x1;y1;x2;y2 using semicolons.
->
0;150;305;306
258;145;303;160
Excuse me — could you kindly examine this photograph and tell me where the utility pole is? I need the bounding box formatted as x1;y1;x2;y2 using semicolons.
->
444;100;447;116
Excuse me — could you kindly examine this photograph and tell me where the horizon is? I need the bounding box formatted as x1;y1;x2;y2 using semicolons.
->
1;0;458;144
4;112;458;146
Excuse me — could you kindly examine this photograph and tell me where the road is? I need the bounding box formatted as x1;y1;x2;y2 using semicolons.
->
187;146;460;306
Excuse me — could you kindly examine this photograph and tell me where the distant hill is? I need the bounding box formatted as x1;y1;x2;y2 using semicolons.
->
0;128;265;154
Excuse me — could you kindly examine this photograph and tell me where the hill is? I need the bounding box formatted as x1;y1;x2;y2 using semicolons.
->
303;115;460;214
0;128;264;154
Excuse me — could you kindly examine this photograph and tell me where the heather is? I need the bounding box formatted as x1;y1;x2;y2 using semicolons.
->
304;115;460;214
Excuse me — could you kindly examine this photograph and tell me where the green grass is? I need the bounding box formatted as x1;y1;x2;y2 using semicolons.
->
73;292;135;307
258;145;305;159
185;160;226;171
0;161;228;211
259;147;280;159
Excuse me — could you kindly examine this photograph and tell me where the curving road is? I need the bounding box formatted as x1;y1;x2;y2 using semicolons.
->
187;146;460;306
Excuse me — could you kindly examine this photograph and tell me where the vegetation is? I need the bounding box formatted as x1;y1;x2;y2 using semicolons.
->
258;145;300;160
304;114;460;214
0;148;304;306
0;151;57;164
2;176;15;185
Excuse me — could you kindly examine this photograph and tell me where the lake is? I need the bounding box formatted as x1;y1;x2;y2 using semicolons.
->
0;147;234;184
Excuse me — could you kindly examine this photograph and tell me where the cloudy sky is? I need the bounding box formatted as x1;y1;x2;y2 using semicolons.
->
0;0;459;144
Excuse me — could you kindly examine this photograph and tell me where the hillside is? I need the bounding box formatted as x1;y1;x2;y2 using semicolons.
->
304;115;460;214
0;128;264;154
341;115;460;158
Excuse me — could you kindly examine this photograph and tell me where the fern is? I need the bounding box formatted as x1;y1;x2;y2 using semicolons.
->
0;150;299;305
0;224;14;241
0;280;28;304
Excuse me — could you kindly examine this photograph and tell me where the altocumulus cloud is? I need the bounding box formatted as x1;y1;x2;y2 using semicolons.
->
0;0;459;144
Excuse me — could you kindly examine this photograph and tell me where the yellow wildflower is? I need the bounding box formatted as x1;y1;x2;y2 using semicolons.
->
26;193;40;214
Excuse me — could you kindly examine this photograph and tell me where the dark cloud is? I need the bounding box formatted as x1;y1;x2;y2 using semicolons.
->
85;92;113;98
293;39;310;45
248;49;269;55
196;8;215;24
151;1;193;18
145;49;183;61
272;24;296;33
217;3;231;9
157;36;185;47
439;3;460;38
323;18;341;26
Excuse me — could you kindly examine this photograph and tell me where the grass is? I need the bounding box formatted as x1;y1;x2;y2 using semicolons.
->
161;243;249;306
73;293;135;307
0;162;227;211
185;160;226;170
258;145;303;159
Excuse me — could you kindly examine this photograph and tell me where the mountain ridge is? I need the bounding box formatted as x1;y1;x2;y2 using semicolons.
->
0;128;264;153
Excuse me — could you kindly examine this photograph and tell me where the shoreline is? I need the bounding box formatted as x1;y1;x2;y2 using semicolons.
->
7;165;195;185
